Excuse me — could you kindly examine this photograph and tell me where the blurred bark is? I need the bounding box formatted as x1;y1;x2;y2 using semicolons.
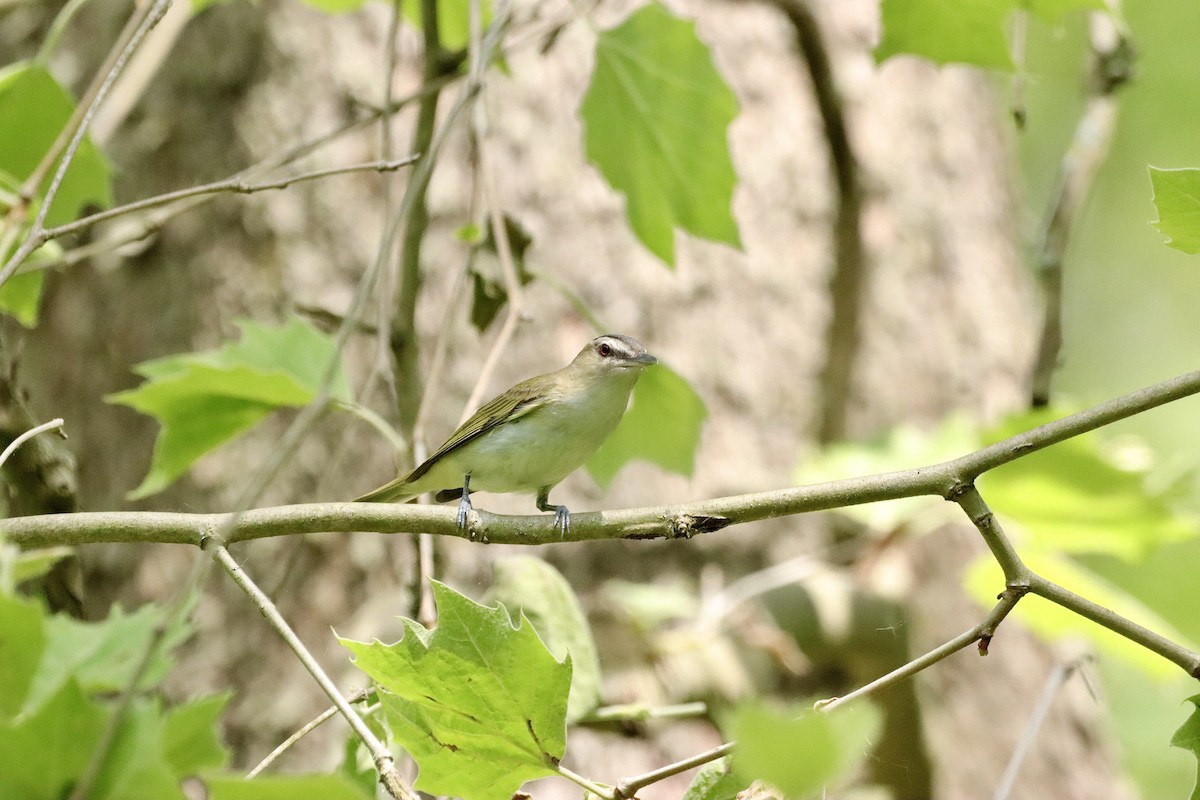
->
2;0;1128;796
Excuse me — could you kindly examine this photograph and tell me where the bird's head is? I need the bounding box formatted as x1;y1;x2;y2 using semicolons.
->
570;334;658;378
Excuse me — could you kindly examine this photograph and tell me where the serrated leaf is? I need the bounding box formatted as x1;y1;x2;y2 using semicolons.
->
341;581;571;800
728;701;880;797
966;549;1199;678
0;593;45;719
21;603;191;718
876;0;1016;69
108;317;350;498
488;557;602;722
163;692;232;776
1172;695;1200;800
206;774;373;800
581;2;741;266
978;410;1195;559
1150;167;1200;255
0;62;111;229
588;363;706;488
0;679;106;800
683;756;750;800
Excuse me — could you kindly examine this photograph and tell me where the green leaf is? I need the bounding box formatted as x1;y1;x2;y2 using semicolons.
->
966;549;1199;678
0;594;45;719
108;317;350;498
206;774;372;800
0;62;112;228
0;270;45;327
22;603;191;718
1150;167;1200;255
0;679;106;800
581;2;741;266
588;363;706;488
163;692;232;776
92;699;186;800
1022;0;1106;21
683;757;751;800
876;0;1016;69
10;546;74;586
487;556;602;723
728;701;880;797
341;581;571;800
978;410;1195;559
1172;695;1200;800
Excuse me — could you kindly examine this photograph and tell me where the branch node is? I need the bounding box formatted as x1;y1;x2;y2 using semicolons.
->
943;480;972;501
670;514;730;539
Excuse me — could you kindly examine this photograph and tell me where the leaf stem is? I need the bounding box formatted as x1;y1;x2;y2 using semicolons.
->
612;741;736;799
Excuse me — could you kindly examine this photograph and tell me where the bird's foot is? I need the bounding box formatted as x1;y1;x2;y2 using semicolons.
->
551;505;570;539
456;492;474;536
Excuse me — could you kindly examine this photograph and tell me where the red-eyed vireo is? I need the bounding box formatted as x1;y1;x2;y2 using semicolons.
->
356;334;657;534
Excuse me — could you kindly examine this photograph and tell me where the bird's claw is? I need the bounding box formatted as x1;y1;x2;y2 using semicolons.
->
456;493;473;536
553;506;570;539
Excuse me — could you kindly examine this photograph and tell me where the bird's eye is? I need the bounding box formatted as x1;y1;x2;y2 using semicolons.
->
597;342;613;357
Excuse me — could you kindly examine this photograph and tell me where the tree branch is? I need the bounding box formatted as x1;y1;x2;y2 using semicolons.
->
8;366;1200;547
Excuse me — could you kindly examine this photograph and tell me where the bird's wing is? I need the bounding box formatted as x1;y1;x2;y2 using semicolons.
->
406;377;549;484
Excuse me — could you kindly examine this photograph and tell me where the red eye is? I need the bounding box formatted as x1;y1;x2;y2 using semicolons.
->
598;342;613;357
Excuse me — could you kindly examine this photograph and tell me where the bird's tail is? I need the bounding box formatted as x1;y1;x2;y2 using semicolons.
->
354;476;418;503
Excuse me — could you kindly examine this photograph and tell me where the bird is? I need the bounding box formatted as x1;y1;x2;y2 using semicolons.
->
356;334;657;536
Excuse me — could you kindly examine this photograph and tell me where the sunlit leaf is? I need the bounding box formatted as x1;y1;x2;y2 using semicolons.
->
966;549;1199;679
1150;167;1200;255
796;415;977;535
488;556;602;722
341;581;571;800
588;363;706;488
581;2;741;265
979;410;1195;559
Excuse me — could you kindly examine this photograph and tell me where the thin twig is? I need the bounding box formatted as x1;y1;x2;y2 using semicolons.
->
815;590;1025;713
210;545;416;800
247;689;375;778
580;702;709;724
612;741;736;799
41;158;419;244
1029;11;1131;407
993;655;1094;800
0;418;64;469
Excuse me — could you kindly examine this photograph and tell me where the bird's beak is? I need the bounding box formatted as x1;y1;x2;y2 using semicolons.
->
628;353;657;366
